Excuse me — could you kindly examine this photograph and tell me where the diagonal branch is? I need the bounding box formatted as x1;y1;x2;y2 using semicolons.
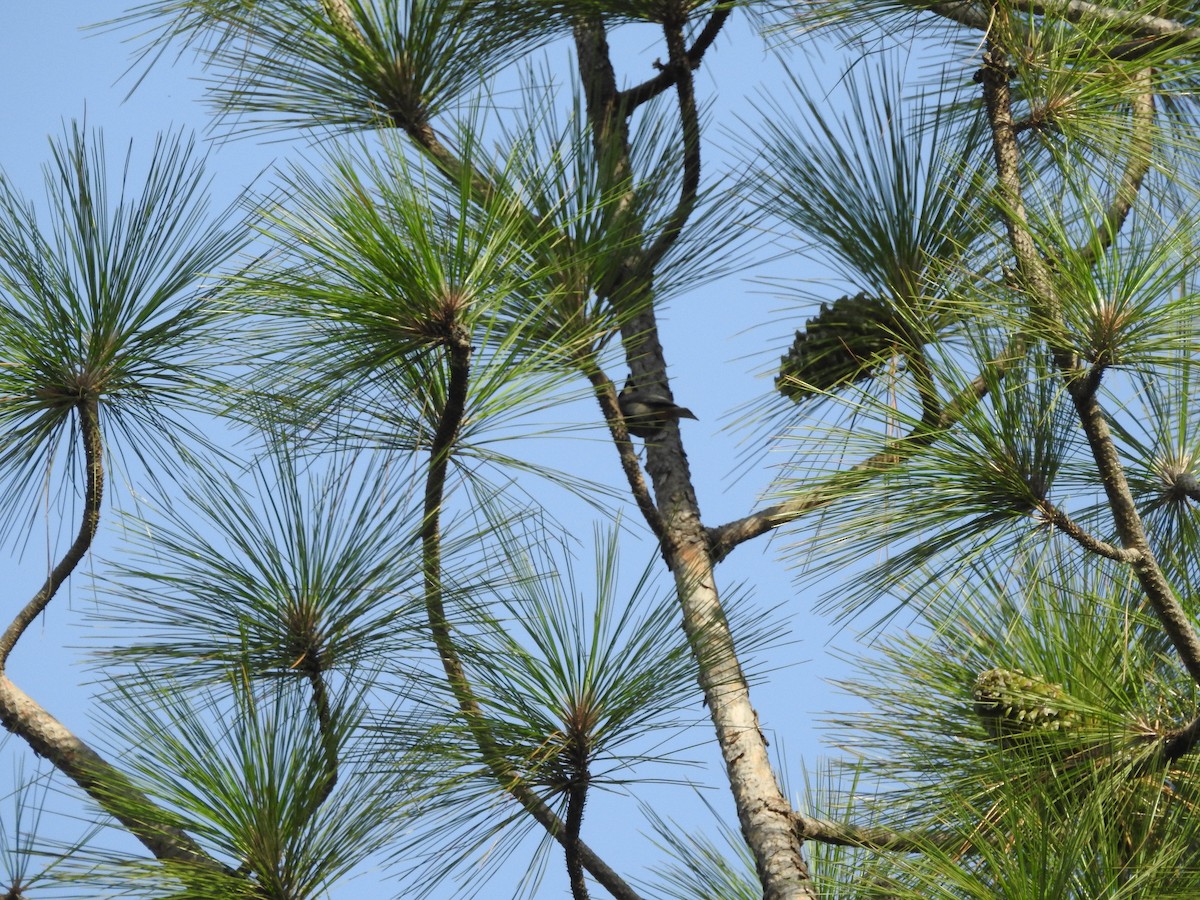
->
801;704;1200;858
574;18;819;899
0;675;224;870
1160;711;1200;764
320;0;501;205
0;398;238;874
794;810;966;854
1022;0;1200;41
927;0;997;31
422;332;475;711
421;332;642;900
564;742;591;900
929;0;1200;46
706;357;1003;563
1172;472;1200;503
586;368;669;550
1037;499;1140;562
1069;381;1200;682
302;663;339;811
1076;71;1154;270
0;395;103;667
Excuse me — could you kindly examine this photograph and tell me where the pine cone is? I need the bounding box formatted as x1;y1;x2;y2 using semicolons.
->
973;667;1083;744
776;292;901;403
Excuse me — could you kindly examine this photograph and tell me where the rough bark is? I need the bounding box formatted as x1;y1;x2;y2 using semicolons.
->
573;15;820;898
0;675;220;869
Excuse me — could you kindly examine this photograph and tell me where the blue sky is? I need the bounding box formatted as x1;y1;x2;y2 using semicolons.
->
0;5;886;897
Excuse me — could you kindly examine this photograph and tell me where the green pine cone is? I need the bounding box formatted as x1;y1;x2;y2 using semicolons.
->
973;667;1083;742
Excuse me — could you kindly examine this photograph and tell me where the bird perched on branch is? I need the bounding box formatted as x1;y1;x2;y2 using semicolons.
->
617;376;697;439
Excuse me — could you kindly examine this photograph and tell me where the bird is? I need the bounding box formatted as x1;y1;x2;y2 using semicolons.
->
617;376;697;439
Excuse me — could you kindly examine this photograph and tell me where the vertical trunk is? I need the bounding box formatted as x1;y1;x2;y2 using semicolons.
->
572;17;819;898
671;541;819;899
635;352;817;898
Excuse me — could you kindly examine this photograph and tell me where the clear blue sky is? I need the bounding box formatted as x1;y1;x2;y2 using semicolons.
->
0;5;881;897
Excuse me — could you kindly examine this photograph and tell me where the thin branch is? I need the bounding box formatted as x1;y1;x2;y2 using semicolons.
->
706;358;1002;563
1037;500;1141;562
641;17;703;274
978;49;1063;320
572;12;642;314
1068;713;1200;776
1160;711;1200;764
586;369;670;551
928;0;1200;46
1023;0;1200;41
422;331;475;708
1171;472;1200;503
0;395;103;666
793;811;965;854
908;346;944;430
926;0;1197;75
565;749;590;900
0;396;229;877
927;0;997;31
803;710;1200;856
517;781;637;899
302;664;339;811
574;17;629;164
399;120;502;207
421;333;642;900
796;709;1200;859
1070;383;1200;681
1077;71;1154;270
619;6;733;110
574;16;818;897
319;0;501;205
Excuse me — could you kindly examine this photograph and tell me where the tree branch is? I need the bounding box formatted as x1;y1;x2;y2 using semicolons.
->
573;17;819;898
1170;472;1200;503
565;744;591;900
319;0;501;205
978;37;1200;685
619;6;733;110
641;17;703;275
302;663;339;811
574;16;630;165
1037;500;1141;562
586;368;670;550
1023;0;1200;41
928;0;1200;46
0;395;103;667
0;675;223;870
908;346;944;430
794;710;1200;862
421;332;641;900
0;401;239;876
706;358;1001;563
927;0;1002;31
1077;71;1154;270
1160;711;1200;764
794;810;965;854
1069;383;1200;682
422;332;475;708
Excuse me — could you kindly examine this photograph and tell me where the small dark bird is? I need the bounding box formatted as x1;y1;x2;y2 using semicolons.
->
617;377;697;439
